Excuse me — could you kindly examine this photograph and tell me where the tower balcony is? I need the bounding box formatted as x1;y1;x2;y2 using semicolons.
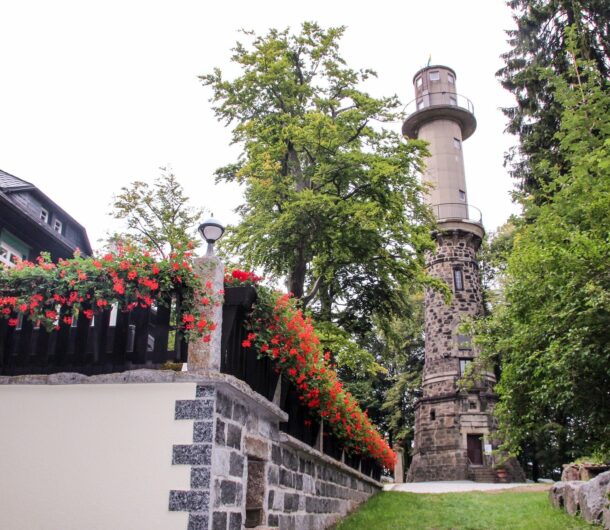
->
402;92;477;140
431;202;485;240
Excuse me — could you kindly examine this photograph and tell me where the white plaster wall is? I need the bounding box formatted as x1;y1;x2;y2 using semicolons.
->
0;382;196;530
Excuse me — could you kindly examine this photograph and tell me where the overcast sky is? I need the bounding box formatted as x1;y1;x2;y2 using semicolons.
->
1;0;520;251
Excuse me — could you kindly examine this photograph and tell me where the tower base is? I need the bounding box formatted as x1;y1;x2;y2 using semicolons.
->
407;452;526;483
407;450;470;482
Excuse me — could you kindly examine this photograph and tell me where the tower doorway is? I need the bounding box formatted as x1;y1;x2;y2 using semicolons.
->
467;434;483;465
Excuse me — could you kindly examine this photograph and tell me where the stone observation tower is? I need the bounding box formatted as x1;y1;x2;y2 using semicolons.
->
402;66;521;482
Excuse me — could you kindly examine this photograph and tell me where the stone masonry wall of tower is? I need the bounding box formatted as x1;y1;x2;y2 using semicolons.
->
402;65;524;483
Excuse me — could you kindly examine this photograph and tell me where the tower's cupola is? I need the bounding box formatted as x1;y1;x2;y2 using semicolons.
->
403;65;483;240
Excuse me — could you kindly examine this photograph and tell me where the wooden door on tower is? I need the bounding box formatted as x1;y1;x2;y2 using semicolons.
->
467;434;483;465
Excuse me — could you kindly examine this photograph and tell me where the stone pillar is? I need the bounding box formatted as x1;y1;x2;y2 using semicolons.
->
394;449;405;484
187;256;224;372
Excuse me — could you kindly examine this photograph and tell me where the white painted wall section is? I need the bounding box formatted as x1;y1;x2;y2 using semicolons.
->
0;382;197;530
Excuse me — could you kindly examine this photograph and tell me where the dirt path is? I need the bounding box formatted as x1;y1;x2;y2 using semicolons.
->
484;483;551;494
386;481;553;494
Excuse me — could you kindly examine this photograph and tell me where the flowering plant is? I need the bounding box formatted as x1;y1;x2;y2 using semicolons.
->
224;268;263;286
0;245;220;342
225;269;396;470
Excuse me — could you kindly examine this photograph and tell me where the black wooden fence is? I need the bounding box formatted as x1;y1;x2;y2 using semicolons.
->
0;298;187;376
221;286;383;481
220;286;279;402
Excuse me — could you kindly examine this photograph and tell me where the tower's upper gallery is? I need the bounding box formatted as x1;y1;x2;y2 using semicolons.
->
402;65;477;140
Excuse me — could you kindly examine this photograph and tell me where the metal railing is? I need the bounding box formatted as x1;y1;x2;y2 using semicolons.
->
431;203;483;224
405;92;475;117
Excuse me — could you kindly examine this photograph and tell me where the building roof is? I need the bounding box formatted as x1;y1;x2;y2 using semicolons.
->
0;168;93;256
0;169;35;192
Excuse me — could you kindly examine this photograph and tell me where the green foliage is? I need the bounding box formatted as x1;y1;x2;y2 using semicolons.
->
109;167;202;258
476;51;610;473
202;23;433;333
315;320;385;377
334;490;591;530
498;0;609;202
572;449;610;466
337;290;424;453
477;220;519;313
203;24;432;453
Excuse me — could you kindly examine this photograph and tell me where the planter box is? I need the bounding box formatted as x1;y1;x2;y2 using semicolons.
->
223;285;257;308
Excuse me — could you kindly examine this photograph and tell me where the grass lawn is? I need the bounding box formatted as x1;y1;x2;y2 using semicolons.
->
334;489;594;530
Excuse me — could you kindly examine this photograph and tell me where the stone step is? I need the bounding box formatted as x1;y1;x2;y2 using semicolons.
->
469;468;497;483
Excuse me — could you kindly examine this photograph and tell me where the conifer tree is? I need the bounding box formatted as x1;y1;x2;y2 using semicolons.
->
498;0;609;203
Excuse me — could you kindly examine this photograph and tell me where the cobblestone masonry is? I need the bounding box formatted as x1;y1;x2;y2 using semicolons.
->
171;380;380;530
408;231;499;482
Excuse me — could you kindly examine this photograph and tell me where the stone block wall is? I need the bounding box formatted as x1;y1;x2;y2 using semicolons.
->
0;370;379;530
409;230;499;482
549;471;610;528
423;232;485;379
170;375;381;530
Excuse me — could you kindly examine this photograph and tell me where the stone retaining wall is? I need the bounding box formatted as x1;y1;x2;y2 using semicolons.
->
195;380;381;529
0;257;381;530
549;470;610;528
0;370;380;530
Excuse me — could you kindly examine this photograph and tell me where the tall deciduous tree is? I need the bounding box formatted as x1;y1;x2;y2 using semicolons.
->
109;168;202;258
498;0;609;202
475;51;610;474
201;23;433;333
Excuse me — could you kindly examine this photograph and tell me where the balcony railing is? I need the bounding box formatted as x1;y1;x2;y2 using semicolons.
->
405;91;475;116
431;202;483;224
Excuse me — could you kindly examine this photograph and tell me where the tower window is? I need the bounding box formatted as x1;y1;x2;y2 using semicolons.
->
469;400;477;410
430;409;436;421
417;98;424;110
453;138;461;150
416;76;423;87
429;71;440;81
54;220;63;234
40;208;49;223
448;73;455;84
460;358;472;376
459;189;466;201
453;267;464;291
457;334;472;350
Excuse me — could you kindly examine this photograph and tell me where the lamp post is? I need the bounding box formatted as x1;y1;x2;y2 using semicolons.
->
198;218;225;256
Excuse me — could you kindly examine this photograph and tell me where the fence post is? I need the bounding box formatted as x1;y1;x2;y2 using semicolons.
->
187;255;224;372
394;448;405;483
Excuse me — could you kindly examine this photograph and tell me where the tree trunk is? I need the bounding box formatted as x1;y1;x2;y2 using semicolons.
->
288;247;307;299
318;282;333;321
287;142;307;191
286;141;310;299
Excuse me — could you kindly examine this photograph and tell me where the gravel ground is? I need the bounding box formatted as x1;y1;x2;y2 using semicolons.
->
384;481;550;494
